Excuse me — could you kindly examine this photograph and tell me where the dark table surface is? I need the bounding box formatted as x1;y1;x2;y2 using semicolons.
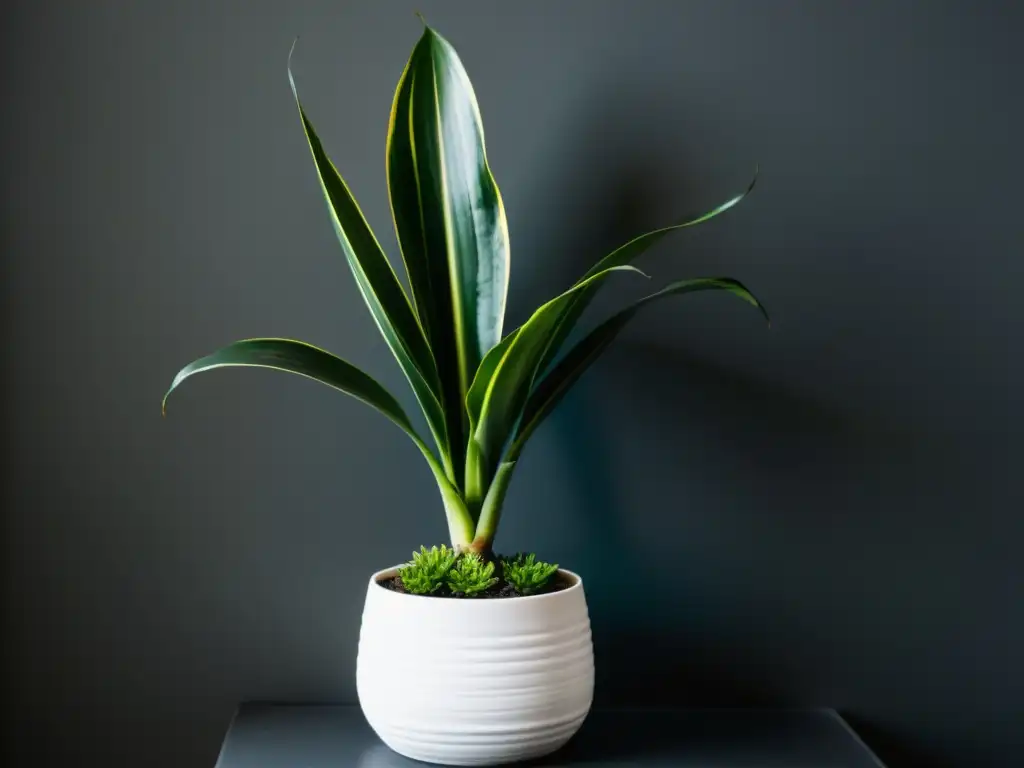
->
215;705;887;767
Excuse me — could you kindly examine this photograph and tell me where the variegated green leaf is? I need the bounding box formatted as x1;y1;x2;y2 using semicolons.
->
472;460;516;549
288;48;453;479
465;265;648;503
539;170;759;375
466;328;519;436
510;278;769;458
162;338;475;543
387;26;510;482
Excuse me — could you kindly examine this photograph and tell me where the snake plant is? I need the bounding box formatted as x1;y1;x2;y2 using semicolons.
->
163;24;768;557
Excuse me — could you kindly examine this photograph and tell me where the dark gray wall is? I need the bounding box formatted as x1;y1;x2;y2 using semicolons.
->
3;1;1021;766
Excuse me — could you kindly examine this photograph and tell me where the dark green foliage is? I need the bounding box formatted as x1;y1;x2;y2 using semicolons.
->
399;545;457;595
162;25;768;556
446;554;499;596
502;553;559;595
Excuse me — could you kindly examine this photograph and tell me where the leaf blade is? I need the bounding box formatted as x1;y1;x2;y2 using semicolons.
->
288;50;452;477
162;338;476;543
164;338;418;443
466;265;648;500
510;278;769;457
387;26;510;479
581;171;759;283
539;170;759;374
465;328;519;436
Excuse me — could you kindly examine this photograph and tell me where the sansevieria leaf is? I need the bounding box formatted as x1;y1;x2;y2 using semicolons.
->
387;26;510;482
465;265;648;503
288;48;453;480
473;460;516;548
164;24;770;556
465;328;519;434
162;339;475;544
510;278;769;458
539;170;759;375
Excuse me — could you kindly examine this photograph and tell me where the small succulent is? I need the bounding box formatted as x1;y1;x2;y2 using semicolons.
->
446;554;499;596
502;553;559;595
399;545;457;595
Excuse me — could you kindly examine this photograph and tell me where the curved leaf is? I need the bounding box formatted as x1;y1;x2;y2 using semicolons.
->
387;26;510;480
162;338;475;544
509;278;769;458
466;328;519;436
472;460;516;550
539;170;759;375
288;48;453;479
465;265;648;501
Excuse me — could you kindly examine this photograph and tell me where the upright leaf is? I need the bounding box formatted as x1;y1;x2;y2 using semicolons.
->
387;25;511;481
288;50;452;478
539;171;759;374
465;328;519;435
161;338;476;544
466;266;647;502
472;460;516;550
510;278;769;458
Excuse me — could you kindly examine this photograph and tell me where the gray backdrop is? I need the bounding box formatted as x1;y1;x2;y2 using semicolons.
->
3;1;1021;766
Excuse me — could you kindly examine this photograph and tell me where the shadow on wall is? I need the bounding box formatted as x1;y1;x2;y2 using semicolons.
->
575;341;880;715
509;81;955;768
505;77;740;637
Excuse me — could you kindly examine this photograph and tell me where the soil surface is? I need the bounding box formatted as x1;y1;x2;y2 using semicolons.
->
378;564;573;599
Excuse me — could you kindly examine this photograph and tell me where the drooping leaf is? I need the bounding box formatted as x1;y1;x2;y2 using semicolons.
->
539;170;759;375
164;338;410;430
465;265;648;501
162;338;475;544
387;26;510;481
509;278;769;458
288;47;452;479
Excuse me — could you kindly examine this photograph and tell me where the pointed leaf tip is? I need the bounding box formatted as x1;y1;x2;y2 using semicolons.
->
287;38;300;91
747;164;760;194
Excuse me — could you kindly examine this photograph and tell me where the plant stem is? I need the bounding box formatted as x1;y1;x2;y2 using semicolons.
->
412;434;475;549
471;460;516;553
459;540;496;561
439;484;475;550
464;441;488;510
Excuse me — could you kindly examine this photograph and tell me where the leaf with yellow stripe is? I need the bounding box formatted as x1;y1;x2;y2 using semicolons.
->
163;338;475;544
387;26;511;483
510;278;769;458
288;47;452;479
538;170;759;376
465;265;648;504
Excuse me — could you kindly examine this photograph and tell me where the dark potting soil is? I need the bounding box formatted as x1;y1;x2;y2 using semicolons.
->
378;567;573;600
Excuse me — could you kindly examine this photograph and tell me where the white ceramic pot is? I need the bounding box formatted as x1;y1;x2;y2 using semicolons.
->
356;566;595;766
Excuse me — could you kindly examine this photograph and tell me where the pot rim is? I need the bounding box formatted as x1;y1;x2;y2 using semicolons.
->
368;564;584;603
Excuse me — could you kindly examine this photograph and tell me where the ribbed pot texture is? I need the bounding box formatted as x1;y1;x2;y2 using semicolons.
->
356;566;595;766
